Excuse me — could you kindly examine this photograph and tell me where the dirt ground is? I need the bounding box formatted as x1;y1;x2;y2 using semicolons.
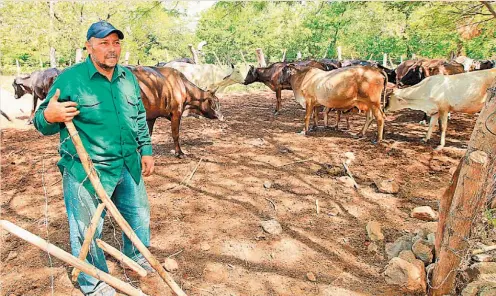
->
1;89;478;296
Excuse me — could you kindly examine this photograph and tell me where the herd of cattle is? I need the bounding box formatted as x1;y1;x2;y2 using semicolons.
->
8;55;496;154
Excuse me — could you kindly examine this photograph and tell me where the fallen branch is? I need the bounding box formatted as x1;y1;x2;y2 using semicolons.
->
316;199;320;215
277;158;311;167
342;161;359;189
472;244;496;255
181;157;203;186
168;249;183;258
265;198;276;211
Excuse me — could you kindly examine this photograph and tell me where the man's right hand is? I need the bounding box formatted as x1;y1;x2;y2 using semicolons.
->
43;89;80;123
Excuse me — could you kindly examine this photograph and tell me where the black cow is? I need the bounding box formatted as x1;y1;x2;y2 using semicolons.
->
12;68;60;124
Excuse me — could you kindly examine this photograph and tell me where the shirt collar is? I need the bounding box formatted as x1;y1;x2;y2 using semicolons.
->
86;56;126;81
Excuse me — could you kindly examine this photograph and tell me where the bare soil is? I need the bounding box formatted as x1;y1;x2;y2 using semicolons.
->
1;90;477;296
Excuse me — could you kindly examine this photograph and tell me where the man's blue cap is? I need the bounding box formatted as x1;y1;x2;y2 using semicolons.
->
86;21;124;40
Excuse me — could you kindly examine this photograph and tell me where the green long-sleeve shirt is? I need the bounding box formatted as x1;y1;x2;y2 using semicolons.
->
34;57;152;196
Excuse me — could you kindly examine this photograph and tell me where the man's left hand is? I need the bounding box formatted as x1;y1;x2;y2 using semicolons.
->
141;156;154;177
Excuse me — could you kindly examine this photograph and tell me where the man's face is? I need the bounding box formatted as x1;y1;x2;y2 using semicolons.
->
86;33;121;70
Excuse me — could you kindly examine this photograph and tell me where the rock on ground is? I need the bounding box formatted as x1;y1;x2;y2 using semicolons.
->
374;179;400;194
261;219;283;235
411;206;439;221
384;257;426;293
366;221;384;241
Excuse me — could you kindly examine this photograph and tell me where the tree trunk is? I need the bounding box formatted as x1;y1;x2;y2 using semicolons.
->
281;49;287;62
49;0;56;68
429;82;496;296
255;48;266;67
124;51;130;65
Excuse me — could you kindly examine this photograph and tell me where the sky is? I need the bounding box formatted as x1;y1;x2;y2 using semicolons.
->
185;1;216;30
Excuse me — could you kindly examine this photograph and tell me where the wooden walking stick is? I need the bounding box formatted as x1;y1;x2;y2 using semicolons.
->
72;202;106;281
0;220;148;296
65;121;187;296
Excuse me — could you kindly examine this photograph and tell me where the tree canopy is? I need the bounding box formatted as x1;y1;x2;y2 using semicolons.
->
0;1;494;75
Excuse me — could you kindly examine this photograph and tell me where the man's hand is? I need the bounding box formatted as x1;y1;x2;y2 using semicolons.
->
43;89;80;123
141;156;154;177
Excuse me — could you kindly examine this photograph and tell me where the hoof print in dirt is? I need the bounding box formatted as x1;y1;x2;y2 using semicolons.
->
261;219;282;235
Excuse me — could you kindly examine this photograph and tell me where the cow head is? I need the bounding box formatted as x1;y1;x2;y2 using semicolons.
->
243;65;258;85
12;77;30;99
384;89;409;112
188;88;224;121
399;64;426;86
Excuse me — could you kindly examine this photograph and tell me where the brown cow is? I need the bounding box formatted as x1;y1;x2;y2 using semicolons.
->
282;65;387;142
243;60;336;115
127;66;223;157
399;59;463;86
12;68;60;124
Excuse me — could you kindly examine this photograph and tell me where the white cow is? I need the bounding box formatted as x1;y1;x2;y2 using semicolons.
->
164;62;244;92
386;68;496;149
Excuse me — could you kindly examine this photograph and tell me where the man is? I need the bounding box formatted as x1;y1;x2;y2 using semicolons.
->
33;21;154;296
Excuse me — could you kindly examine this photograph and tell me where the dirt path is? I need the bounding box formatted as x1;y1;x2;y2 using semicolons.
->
1;90;475;295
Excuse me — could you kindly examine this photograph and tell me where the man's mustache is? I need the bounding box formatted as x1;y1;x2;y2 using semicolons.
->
105;54;118;59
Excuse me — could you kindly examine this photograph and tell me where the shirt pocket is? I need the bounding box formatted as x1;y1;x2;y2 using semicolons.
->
125;95;139;121
77;95;105;123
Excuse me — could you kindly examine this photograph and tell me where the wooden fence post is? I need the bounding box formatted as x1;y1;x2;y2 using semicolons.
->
75;48;82;63
281;49;287;62
337;46;342;61
16;59;20;76
383;53;387;67
240;50;247;64
189;44;200;64
429;82;496;295
255;48;266;67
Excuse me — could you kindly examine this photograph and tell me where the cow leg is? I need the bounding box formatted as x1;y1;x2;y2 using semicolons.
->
27;96;38;125
146;118;156;136
371;106;384;142
274;88;281;115
303;101;314;135
324;108;330;128
424;113;439;143
335;111;341;130
436;111;449;150
170;112;184;158
345;113;351;130
360;110;374;138
311;106;319;130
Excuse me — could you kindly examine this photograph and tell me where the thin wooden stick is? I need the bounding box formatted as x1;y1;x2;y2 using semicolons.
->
96;239;147;277
342;161;359;189
472;245;496;255
264;198;276;211
0;220;147;296
182;158;203;185
316;199;320;215
65;121;187;296
72;202;106;282
277;158;311;167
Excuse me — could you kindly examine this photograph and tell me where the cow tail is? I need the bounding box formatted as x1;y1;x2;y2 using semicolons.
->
380;69;388;114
